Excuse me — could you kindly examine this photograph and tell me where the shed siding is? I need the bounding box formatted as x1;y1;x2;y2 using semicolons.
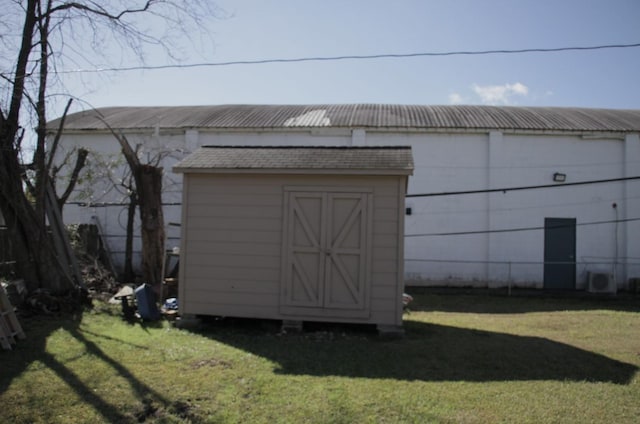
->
180;173;405;325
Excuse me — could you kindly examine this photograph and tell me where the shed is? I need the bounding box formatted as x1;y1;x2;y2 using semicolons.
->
173;146;414;333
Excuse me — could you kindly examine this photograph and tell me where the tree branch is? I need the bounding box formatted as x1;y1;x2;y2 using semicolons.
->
49;1;156;20
5;0;37;145
46;98;74;173
57;147;88;208
94;114;141;171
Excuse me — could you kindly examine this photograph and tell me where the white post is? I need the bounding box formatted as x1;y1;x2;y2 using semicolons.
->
623;134;640;287
487;131;504;288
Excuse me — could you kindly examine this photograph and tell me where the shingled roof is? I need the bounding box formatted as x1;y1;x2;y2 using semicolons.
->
50;104;640;133
173;146;414;175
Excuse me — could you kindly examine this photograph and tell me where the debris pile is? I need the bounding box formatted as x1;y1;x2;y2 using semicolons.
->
25;289;80;314
78;256;119;300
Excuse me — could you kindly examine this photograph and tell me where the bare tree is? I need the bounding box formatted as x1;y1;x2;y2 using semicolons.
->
101;124;165;294
0;0;219;294
60;135;186;288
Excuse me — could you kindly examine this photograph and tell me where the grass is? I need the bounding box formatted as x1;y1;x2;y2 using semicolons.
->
1;292;638;423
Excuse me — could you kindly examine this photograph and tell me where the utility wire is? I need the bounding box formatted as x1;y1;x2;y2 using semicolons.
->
405;217;640;237
406;176;640;198
52;42;640;74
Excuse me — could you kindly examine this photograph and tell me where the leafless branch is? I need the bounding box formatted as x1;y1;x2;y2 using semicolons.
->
94;113;141;171
5;0;37;141
57;147;88;207
46;97;73;172
48;1;156;21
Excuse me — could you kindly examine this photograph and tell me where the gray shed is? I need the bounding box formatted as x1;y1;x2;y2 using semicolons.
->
173;146;414;333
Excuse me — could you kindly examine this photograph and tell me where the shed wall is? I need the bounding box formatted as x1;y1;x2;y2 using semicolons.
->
179;173;406;326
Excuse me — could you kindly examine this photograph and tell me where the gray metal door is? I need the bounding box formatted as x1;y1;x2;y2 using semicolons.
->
544;218;576;290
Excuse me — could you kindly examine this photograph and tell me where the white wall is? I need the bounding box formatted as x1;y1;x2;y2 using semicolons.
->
369;130;629;288
623;134;640;285
56;127;639;289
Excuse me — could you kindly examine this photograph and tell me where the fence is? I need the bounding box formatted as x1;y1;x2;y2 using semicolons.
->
405;258;640;293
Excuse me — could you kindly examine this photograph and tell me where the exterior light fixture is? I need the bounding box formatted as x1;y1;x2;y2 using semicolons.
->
553;172;566;183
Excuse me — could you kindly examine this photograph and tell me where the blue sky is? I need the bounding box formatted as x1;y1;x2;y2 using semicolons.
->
58;0;640;116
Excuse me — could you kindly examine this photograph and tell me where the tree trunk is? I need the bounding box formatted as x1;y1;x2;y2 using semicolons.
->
0;151;74;293
136;165;165;295
123;190;137;284
103;126;166;296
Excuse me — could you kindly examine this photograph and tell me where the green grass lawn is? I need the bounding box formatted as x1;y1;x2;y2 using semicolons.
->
1;292;638;423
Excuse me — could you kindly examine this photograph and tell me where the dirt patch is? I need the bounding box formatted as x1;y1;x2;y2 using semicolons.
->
132;398;199;423
189;358;232;370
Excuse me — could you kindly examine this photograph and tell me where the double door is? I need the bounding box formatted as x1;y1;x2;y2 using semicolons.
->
281;189;371;315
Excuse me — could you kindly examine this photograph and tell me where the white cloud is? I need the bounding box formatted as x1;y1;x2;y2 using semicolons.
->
472;82;529;105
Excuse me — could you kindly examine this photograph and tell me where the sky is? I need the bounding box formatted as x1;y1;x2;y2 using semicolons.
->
50;0;640;117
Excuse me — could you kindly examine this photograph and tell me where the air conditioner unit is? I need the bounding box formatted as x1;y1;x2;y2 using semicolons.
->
587;272;616;294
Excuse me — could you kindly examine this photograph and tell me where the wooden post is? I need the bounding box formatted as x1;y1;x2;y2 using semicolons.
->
45;182;85;290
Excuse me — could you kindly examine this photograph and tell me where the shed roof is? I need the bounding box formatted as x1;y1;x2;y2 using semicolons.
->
50;104;640;133
173;146;414;175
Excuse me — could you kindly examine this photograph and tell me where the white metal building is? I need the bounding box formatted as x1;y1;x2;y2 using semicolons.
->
49;104;640;291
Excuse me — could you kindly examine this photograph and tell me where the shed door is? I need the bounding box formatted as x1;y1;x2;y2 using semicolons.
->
283;191;370;313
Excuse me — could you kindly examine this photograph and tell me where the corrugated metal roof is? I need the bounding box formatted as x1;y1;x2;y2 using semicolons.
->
173;146;414;174
49;104;640;133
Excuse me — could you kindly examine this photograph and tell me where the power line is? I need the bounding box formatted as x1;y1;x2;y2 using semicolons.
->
66;201;182;207
405;258;640;265
406;176;640;198
405;217;640;238
53;42;640;74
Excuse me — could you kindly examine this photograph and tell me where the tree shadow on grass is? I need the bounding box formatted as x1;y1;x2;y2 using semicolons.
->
0;311;168;423
196;317;638;385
